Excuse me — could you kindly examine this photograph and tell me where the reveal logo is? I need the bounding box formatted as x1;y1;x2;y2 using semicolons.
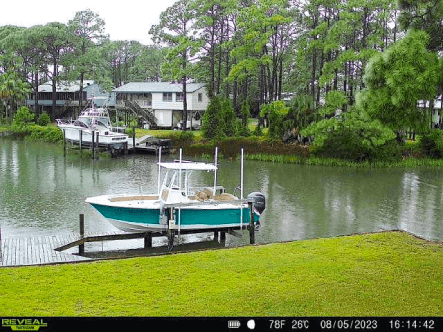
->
2;319;47;331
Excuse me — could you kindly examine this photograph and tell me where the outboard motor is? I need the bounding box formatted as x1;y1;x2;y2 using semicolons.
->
247;192;266;215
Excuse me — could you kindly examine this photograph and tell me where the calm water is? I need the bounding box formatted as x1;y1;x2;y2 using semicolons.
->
1;139;442;250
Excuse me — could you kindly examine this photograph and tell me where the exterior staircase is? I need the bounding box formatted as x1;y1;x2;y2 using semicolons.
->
124;100;157;128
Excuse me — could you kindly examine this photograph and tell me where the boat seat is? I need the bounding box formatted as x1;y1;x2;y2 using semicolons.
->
109;195;159;202
189;192;238;202
214;193;238;201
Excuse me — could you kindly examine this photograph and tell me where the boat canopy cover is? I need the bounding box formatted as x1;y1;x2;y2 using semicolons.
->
158;162;217;171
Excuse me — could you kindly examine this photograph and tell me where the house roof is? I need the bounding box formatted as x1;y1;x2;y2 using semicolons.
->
38;80;95;93
113;82;205;93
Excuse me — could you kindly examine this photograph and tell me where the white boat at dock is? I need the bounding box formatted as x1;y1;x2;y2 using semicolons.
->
56;100;129;149
85;148;266;236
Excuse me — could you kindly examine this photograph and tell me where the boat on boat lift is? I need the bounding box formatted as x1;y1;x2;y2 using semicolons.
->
56;98;129;149
85;148;266;235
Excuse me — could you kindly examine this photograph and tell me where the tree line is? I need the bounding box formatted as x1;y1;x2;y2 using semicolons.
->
0;9;164;121
1;0;443;156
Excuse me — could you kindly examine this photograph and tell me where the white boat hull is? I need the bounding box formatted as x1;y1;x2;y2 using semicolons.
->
59;124;128;147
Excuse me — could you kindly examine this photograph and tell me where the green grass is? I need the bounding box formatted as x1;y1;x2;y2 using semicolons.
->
1;231;442;316
245;153;443;167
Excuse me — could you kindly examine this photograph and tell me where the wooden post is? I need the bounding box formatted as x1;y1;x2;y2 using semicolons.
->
91;130;95;159
220;232;226;245
214;231;219;242
249;201;255;244
79;130;83;157
79;214;85;255
63;129;66;156
144;233;152;249
132;127;136;153
96;131;99;160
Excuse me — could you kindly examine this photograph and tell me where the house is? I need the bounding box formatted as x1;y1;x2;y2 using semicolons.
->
418;96;442;128
27;80;112;117
112;82;209;128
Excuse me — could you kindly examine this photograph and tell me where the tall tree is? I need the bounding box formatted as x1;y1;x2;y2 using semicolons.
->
150;0;200;130
67;9;108;107
398;0;443;52
357;30;440;133
29;22;72;120
0;58;31;121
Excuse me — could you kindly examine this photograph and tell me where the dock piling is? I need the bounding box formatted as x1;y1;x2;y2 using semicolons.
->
62;129;66;157
91;130;95;159
132;127;136;153
249;201;255;244
144;233;152;249
79;130;83;157
79;214;85;255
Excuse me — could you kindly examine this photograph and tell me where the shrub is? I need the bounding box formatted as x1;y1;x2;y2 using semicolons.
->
37;112;51;126
202;96;225;139
28;125;63;143
11;106;35;133
419;130;443;158
313;129;401;163
125;127;134;137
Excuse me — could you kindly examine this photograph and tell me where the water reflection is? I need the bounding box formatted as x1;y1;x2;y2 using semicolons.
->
0;139;442;246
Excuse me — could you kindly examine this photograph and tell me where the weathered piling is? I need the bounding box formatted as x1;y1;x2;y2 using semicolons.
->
79;214;85;255
62;129;66;157
132;127;136;153
79;130;83;157
144;233;152;249
91;130;95;159
249;201;255;244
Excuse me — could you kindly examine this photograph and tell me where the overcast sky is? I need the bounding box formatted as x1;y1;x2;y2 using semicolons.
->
2;0;178;45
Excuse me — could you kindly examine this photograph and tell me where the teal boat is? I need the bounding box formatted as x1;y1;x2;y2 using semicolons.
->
85;149;265;234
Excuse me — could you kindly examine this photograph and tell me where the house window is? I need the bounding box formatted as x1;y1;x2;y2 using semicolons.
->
163;92;173;102
176;92;184;102
198;93;203;102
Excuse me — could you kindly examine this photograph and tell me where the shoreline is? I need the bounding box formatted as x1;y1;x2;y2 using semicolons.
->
2;127;442;168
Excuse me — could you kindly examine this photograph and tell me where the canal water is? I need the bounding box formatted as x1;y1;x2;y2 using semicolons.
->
1;138;442;251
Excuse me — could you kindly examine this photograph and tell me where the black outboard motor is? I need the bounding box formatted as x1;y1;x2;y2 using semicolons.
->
247;192;266;215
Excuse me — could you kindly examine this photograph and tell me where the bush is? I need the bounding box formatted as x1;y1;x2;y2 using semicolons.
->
202;96;225;139
313;128;401;163
125;127;134;137
28;125;63;143
37;112;51;126
419;130;443;158
11;106;35;133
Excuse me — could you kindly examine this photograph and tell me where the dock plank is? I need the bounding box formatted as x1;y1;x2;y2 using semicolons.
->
0;234;92;267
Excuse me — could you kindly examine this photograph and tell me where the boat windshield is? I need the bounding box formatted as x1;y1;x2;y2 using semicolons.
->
162;169;194;191
98;117;111;127
74;120;89;128
78;117;91;127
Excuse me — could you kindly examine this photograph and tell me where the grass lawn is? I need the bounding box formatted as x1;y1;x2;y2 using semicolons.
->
0;231;442;316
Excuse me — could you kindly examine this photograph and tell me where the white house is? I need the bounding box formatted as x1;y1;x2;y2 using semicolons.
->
113;82;209;128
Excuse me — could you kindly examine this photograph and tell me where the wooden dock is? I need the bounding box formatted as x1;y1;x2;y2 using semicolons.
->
0;209;257;267
0;233;92;267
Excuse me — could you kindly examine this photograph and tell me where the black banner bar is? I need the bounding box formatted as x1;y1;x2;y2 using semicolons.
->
0;317;441;332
